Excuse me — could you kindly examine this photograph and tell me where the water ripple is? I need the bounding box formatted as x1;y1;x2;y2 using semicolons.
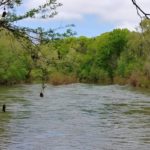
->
0;84;149;150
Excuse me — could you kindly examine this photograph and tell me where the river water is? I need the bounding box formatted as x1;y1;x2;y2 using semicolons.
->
0;84;150;150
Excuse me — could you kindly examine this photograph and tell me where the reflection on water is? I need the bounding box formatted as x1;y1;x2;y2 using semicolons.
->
0;84;150;150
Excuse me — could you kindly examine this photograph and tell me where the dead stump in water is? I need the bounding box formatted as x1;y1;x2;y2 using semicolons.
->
2;104;6;112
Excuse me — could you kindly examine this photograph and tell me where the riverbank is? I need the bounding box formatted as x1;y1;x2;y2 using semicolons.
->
48;72;150;89
0;73;150;91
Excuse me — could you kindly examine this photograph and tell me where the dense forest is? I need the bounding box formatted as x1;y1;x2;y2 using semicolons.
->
0;19;150;88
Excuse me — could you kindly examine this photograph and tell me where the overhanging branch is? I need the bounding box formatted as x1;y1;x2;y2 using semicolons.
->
131;0;150;19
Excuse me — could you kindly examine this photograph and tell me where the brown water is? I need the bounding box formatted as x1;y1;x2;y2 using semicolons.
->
0;84;150;150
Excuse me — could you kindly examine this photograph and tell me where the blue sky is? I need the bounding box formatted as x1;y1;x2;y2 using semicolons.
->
59;15;116;37
4;0;150;37
16;14;115;37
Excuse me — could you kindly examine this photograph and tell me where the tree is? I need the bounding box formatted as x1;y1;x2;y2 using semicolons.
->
0;1;60;87
0;1;76;96
0;29;30;84
94;29;129;81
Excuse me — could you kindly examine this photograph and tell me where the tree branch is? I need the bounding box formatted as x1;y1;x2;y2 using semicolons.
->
131;0;150;19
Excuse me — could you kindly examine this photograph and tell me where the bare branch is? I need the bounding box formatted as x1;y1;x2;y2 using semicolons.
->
131;0;150;19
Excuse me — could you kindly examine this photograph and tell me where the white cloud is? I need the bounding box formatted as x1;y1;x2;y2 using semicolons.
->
116;22;137;31
23;0;150;30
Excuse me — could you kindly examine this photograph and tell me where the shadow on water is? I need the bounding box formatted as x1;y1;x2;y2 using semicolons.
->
124;107;150;115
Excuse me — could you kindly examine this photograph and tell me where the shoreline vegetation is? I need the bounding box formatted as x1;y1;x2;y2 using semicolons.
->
0;72;149;90
0;19;150;89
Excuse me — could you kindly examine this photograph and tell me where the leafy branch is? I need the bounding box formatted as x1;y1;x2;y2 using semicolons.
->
0;0;76;96
0;0;63;41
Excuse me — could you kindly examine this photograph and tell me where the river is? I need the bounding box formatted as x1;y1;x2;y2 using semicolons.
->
0;84;150;150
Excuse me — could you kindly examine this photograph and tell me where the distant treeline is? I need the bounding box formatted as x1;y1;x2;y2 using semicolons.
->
0;19;150;88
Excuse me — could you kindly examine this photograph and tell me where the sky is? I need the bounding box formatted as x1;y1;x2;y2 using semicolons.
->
9;0;150;37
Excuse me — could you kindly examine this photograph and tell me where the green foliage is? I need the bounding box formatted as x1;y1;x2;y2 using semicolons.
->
0;32;30;84
140;19;150;33
115;19;150;87
0;18;150;89
74;29;129;83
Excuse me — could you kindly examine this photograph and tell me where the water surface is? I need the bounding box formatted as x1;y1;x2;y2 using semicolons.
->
0;84;150;150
